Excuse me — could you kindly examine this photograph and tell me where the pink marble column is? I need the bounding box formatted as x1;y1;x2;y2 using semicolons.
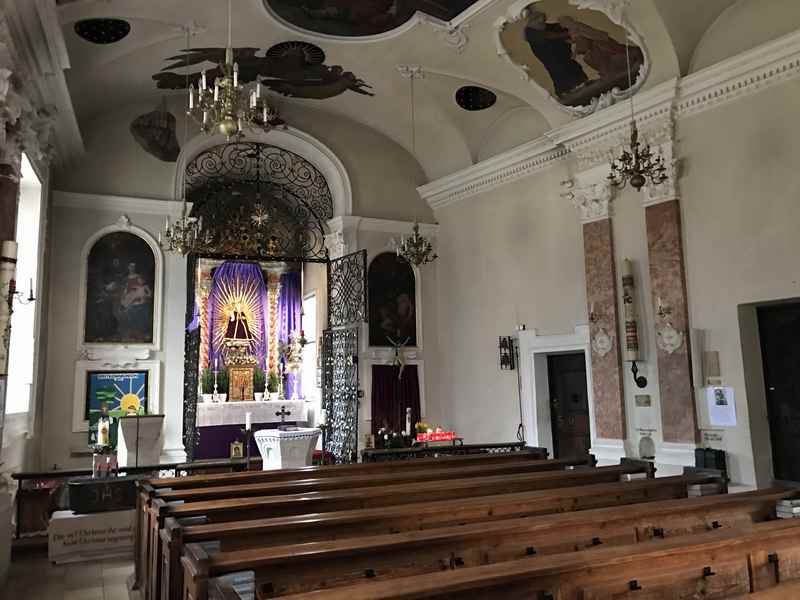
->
583;218;626;439
645;199;698;443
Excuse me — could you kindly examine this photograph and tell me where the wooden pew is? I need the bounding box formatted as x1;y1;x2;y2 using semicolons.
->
266;518;800;600
135;447;548;593
181;479;765;600
161;471;713;600
145;460;644;600
134;447;549;596
732;581;800;598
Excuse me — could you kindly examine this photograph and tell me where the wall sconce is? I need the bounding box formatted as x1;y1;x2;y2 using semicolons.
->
588;302;601;324
12;278;36;305
499;336;516;371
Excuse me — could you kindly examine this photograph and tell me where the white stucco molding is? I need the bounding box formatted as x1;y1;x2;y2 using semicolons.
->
75;215;165;355
53;190;186;216
174;126;353;219
420;28;800;211
325;216;440;259
562;165;617;224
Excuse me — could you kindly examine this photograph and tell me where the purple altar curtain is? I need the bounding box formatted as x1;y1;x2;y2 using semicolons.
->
371;365;420;437
207;262;269;370
278;271;302;398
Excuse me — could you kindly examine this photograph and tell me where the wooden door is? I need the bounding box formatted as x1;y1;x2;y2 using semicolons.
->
547;353;590;459
758;303;800;482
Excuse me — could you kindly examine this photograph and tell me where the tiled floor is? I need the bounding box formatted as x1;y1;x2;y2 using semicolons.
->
3;554;133;600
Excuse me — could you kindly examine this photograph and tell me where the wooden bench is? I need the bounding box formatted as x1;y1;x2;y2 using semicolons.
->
180;476;757;600
265;518;800;600
160;470;714;600
135;447;549;593
144;460;644;600
134;447;549;596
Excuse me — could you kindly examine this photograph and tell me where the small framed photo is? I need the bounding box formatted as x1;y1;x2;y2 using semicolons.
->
229;441;244;459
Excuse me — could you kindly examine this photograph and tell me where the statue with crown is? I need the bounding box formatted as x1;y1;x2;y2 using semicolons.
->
224;302;257;402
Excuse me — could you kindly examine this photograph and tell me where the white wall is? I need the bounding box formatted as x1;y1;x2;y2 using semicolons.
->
428;78;800;488
41;204;186;469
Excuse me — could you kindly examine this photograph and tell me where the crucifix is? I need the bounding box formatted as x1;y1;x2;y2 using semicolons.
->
387;335;411;380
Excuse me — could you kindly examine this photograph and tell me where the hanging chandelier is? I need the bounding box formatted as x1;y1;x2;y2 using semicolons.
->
396;65;437;267
397;222;437;266
607;32;667;191
161;28;218;256
188;0;284;140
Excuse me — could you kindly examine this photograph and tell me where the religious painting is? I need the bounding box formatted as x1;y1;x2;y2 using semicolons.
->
230;441;244;459
264;0;482;37
84;232;156;344
153;41;373;100
368;253;416;347
130;103;180;162
498;0;646;114
85;370;148;448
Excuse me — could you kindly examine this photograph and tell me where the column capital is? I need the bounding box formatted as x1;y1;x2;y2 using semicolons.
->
563;176;615;224
641;140;680;207
325;216;361;259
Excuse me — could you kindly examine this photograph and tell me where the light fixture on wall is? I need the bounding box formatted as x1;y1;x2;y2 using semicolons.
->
187;0;284;140
607;32;667;191
161;27;218;257
9;277;35;305
499;336;516;371
395;64;438;266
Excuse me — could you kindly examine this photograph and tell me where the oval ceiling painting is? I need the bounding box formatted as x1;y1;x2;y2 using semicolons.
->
264;0;483;37
498;0;648;116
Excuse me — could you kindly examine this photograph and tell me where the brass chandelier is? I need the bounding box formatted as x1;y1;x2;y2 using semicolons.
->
187;0;284;140
607;33;667;191
397;222;437;266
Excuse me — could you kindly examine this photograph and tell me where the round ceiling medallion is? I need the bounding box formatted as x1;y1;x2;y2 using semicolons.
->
266;41;326;65
455;86;497;111
74;18;131;44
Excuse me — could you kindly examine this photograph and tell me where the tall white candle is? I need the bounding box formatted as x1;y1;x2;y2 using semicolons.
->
233;62;238;87
201;70;207;90
245;412;252;431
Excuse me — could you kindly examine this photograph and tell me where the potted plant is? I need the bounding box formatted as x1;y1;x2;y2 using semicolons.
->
267;371;280;401
253;367;266;402
216;368;229;402
201;368;215;403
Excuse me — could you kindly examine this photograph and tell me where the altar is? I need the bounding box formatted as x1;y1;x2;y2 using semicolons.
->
195;400;308;460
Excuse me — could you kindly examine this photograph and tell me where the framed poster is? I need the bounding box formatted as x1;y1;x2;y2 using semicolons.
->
73;360;161;433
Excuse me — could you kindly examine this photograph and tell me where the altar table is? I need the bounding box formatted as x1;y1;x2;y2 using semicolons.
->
195;400;308;460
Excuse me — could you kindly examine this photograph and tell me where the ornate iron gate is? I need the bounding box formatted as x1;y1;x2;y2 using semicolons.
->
323;250;367;463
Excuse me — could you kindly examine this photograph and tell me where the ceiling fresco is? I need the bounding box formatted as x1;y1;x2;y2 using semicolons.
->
153;42;374;100
499;0;646;114
264;0;482;37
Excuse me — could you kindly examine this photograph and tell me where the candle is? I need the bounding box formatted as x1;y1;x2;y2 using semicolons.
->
214;358;218;370
245;411;252;431
214;80;219;102
320;409;327;425
622;257;633;277
256;82;261;98
188;85;194;109
233;62;238;87
201;70;207;90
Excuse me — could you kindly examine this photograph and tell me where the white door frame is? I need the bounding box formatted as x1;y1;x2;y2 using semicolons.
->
517;325;622;463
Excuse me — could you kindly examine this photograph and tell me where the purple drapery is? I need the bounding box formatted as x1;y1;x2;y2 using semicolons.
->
371;365;421;437
207;262;269;370
278;271;302;399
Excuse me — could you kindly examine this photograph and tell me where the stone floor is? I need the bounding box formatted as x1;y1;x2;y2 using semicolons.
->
3;553;133;600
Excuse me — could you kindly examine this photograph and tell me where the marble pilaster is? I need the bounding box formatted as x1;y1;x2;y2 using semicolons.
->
645;199;698;444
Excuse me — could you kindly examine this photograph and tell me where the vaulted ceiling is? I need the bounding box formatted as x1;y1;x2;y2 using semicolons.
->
53;0;800;181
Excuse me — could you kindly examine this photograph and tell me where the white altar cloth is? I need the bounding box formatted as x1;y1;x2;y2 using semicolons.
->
196;400;306;427
254;427;321;470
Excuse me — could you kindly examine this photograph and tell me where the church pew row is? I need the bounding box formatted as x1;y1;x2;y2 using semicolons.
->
143;460;645;600
260;519;800;600
732;581;800;598
134;447;550;596
160;470;720;600
181;482;776;600
135;447;550;592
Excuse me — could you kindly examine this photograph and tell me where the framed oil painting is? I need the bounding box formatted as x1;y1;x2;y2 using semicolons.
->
84;230;156;345
368;252;417;347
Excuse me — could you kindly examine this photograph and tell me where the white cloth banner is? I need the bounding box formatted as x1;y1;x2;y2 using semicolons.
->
196;400;307;427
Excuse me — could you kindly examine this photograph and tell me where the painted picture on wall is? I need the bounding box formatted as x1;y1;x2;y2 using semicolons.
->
368;253;416;347
85;370;148;448
264;0;482;37
84;231;155;344
498;0;646;110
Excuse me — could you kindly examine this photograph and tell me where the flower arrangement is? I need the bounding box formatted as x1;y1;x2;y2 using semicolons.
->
376;427;410;449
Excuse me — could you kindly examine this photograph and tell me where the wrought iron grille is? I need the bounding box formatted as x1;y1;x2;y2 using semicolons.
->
182;255;201;460
322;326;359;463
185;142;334;222
327;250;367;327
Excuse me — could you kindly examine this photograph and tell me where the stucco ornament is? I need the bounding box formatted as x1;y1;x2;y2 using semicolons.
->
656;321;684;354
591;327;614;357
565;180;614;223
